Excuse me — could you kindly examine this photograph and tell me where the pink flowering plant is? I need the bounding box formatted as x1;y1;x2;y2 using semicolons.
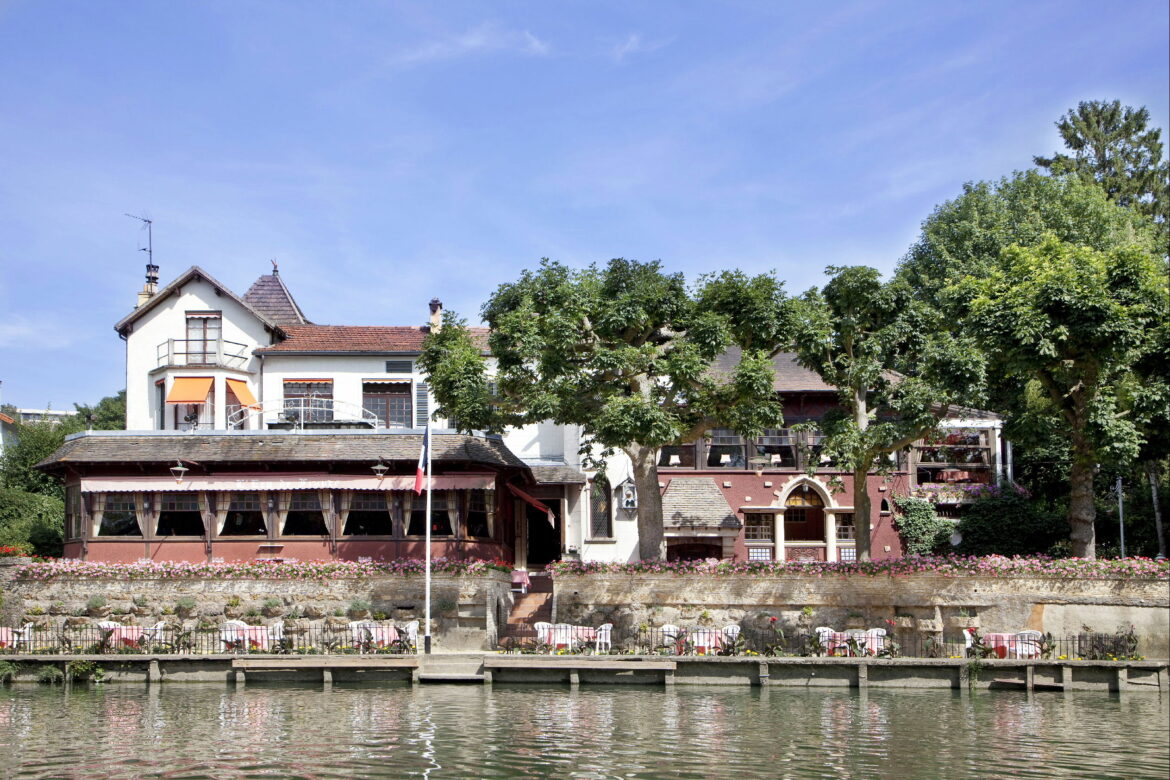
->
15;557;511;581
547;554;1168;580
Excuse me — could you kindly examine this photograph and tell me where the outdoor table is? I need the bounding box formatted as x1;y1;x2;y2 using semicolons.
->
0;627;13;648
511;571;531;593
368;625;399;648
239;625;270;650
689;628;724;655
109;626;145;648
983;633;1016;659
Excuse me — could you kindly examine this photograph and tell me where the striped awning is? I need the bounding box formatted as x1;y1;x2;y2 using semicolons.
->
80;473;496;493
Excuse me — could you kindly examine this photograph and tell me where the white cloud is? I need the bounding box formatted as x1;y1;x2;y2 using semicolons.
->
611;33;670;63
0;313;79;351
390;22;550;68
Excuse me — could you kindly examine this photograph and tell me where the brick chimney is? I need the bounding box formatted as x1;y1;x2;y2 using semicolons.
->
429;298;443;332
136;263;160;308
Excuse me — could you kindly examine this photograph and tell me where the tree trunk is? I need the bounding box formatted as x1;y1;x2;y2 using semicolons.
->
1068;432;1097;559
626;444;666;561
1148;460;1166;559
853;466;873;562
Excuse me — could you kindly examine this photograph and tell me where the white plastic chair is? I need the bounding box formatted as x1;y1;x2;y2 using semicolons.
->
661;624;680;647
401;620;420;648
220;619;248;651
814;626;836;656
595;623;613;653
962;626;978;651
269;620;285;645
722;624;741;643
96;620;121;631
551;623;576;652
13;622;35;650
141;621;167;640
863;627;887;656
691;627;719;655
349;620;375;650
533;621;553;645
1015;630;1043;659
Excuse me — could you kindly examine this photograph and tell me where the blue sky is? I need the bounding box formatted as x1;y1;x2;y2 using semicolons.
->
0;0;1166;410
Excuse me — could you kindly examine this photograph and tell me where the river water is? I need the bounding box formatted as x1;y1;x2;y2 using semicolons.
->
1;683;1166;779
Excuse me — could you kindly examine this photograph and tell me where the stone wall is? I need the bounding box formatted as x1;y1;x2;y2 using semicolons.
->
0;559;512;651
553;573;1170;657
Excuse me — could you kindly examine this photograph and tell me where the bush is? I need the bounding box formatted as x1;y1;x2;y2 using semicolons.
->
0;489;64;557
86;595;107;610
893;497;951;555
955;493;1067;557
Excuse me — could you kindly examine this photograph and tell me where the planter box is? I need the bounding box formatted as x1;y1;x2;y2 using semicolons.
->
949;615;979;629
916;619;942;633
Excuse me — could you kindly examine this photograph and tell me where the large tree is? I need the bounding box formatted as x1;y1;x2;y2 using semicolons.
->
1034;99;1168;247
952;237;1166;558
793;266;985;561
419;258;796;561
74;390;126;431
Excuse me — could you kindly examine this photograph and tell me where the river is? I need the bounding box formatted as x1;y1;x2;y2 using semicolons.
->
1;683;1167;778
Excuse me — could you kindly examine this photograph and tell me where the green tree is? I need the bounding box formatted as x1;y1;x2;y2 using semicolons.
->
0;488;64;557
1034;100;1168;246
420;258;796;561
792;266;985;561
73;390;126;430
0;417;83;499
952;237;1166;558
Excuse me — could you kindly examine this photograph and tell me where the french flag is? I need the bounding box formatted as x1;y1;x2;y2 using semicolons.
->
413;423;430;495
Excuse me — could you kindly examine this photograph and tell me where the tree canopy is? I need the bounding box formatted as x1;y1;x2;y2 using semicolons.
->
793;266;985;560
420;258;796;560
951;236;1166;557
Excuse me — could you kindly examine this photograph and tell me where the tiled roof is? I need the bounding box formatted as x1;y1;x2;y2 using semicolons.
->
529;464;587;484
243;272;310;326
709;348;837;393
661;477;740;529
0;412;14;425
257;325;490;354
37;432;528;471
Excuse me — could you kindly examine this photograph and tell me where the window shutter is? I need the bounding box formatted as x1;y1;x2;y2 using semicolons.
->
415;382;429;427
385;360;412;374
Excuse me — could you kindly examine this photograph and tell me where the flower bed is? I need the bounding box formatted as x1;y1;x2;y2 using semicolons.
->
547;554;1169;580
15;557;512;581
0;545;30;558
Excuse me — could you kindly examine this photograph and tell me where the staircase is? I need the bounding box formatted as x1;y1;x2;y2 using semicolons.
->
416;653;486;683
502;573;553;643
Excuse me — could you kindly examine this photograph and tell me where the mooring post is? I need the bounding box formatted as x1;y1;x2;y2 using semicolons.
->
856;662;868;689
1060;665;1073;691
757;662;769;687
322;669;333;688
148;659;161;684
1025;664;1034;692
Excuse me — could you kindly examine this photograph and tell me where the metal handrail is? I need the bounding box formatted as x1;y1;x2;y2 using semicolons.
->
226;397;383;430
156;338;250;369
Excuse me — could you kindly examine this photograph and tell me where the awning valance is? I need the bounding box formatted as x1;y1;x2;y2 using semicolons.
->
166;377;213;404
508;483;556;528
80;473;496;493
225;378;259;408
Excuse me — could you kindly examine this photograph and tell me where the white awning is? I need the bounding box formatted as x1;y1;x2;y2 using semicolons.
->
80;473;496;493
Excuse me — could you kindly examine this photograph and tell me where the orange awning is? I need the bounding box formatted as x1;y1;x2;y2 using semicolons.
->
225;378;259;409
166;377;213;404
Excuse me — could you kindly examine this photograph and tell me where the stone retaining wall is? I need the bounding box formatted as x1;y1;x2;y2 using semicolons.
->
0;559;512;651
553;573;1170;657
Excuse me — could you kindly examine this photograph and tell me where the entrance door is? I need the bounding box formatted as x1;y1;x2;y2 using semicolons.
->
525;502;561;569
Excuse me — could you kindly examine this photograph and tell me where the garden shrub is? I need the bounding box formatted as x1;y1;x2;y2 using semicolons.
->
955;493;1067;557
0;489;63;557
892;497;951;555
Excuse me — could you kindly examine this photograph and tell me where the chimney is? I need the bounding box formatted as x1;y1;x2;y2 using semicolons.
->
429;298;443;332
136;263;160;307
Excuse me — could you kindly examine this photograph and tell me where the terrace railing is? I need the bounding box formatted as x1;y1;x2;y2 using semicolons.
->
2;626;416;656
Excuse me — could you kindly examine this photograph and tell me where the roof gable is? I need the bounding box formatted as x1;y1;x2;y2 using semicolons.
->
114;266;285;336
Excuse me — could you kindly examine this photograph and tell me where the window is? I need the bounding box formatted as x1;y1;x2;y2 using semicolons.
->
98;495;139;536
283;380;333;423
589;479;613;538
155;381;166;430
657;444;696;468
838;547;857;562
363;382;412;428
467;490;493;538
385;360;413;374
64;486;81;540
706;429;746;469
744;513;774;540
754;429;797;468
835;513;856;540
344;492;392;536
784;488;825;542
185;311;221;364
221;493;267;536
408;491;452;536
157;492;204;536
748;546;773;561
284;492;328;535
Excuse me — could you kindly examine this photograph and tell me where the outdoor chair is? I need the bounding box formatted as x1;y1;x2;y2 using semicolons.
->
1014;630;1043;659
660;624;680;648
533;621;553;645
814;626;837;656
11;623;35;650
722;624;741;644
269;620;285;647
551;623;577;652
401;620;420;649
863;628;886;656
349;620;376;650
594;623;613;653
220;619;249;652
690;627;720;655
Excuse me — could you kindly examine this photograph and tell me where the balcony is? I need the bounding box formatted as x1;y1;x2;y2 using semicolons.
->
157;338;250;370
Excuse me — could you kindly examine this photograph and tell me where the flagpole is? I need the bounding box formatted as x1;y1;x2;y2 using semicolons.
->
424;423;433;655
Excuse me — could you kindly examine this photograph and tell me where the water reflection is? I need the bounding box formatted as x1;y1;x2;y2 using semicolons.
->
0;684;1166;779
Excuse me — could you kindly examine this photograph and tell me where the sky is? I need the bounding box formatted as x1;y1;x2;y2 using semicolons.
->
0;0;1166;411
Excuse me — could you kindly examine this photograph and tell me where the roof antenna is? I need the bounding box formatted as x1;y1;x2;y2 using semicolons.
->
125;213;158;286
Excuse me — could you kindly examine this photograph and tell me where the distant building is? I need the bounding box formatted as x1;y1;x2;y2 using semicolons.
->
14;408;78;425
0;411;17;462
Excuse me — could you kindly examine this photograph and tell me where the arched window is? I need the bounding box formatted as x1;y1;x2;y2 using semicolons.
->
784;485;825;542
880;498;892;514
590;478;613;539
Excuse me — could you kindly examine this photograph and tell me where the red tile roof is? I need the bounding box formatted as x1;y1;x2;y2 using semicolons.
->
256;325;490;354
0;412;14;425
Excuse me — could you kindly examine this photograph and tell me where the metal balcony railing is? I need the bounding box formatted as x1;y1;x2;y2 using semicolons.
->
157;338;250;369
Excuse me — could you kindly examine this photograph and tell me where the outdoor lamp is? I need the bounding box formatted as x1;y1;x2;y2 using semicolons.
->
371;460;389;480
170;461;189;484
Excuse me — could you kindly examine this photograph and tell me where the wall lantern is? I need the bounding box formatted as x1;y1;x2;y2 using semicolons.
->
371;460;389;480
170;461;189;484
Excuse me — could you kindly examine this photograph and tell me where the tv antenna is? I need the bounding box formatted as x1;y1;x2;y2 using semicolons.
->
125;213;153;266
